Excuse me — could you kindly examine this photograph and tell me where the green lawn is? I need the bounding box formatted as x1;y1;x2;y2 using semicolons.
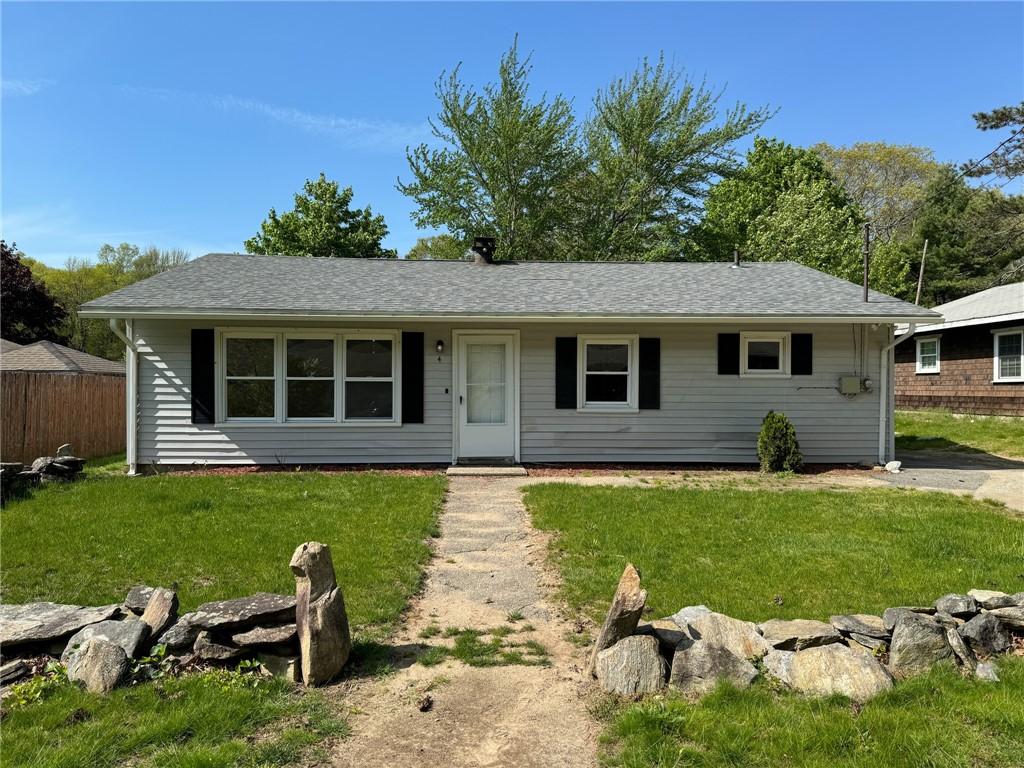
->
895;409;1024;458
526;484;1024;767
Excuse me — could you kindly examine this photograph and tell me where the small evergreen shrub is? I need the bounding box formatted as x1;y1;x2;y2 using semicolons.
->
757;411;803;473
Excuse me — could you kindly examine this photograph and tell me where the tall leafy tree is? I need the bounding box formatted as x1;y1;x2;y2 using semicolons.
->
246;173;395;258
399;39;583;261
405;234;468;260
567;57;773;261
1;241;68;345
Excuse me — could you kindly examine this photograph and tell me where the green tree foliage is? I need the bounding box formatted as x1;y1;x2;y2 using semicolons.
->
963;102;1024;180
399;40;582;261
405;234;468;260
245;173;395;258
1;241;68;345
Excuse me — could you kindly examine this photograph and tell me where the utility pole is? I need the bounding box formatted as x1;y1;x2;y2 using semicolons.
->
862;222;871;302
915;238;929;305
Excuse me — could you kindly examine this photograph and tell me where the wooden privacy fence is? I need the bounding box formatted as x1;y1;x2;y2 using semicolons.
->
1;371;125;463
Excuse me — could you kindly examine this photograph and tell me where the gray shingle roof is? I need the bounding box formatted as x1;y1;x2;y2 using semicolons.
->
909;282;1023;333
80;253;940;321
0;341;125;375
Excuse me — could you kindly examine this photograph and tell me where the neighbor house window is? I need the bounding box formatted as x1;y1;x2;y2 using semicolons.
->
578;335;638;410
286;337;335;419
740;332;790;377
344;335;396;420
915;337;940;374
224;335;276;419
993;329;1023;382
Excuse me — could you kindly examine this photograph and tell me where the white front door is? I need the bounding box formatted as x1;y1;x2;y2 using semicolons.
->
456;333;517;460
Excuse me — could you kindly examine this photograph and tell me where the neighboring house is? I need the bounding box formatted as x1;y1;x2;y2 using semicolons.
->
895;282;1024;416
79;248;939;472
0;340;126;462
1;339;24;354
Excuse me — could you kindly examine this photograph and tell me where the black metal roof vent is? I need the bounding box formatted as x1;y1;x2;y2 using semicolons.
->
471;236;496;264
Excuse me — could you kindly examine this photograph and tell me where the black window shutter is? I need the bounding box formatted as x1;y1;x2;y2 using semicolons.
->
717;333;740;375
638;338;660;409
555;337;577;409
191;329;215;424
792;333;813;375
401;331;425;423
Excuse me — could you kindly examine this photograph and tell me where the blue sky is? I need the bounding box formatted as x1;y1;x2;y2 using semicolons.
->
2;1;1022;266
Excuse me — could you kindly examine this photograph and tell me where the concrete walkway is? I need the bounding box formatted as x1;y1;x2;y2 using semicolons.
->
875;450;1024;512
332;477;598;768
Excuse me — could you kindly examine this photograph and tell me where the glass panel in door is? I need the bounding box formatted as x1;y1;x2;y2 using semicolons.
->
466;342;506;424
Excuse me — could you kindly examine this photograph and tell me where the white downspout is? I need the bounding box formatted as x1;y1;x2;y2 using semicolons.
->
109;318;138;475
878;323;916;464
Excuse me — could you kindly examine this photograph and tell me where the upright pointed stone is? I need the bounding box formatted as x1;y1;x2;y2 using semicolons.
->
587;563;647;678
290;541;351;686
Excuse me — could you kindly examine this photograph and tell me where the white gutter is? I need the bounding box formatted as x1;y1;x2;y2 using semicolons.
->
878;322;916;464
109;319;138;475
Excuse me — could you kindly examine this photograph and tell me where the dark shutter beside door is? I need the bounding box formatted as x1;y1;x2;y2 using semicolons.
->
638;338;660;409
191;329;215;424
717;333;740;375
401;331;425;423
792;333;813;375
555;337;577;409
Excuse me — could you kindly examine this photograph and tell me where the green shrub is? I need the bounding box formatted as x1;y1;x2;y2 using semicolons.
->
757;411;802;472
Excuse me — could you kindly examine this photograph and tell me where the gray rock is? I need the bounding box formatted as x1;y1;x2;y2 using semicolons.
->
967;589;1016;610
830;613;888;639
1012;593;1024;608
768;643;893;702
140;588;178;639
156;614;200;651
932;610;961;629
66;638;129;694
988;606;1024;629
945;627;976;672
595;635;668;695
0;602;120;647
587;563;647;677
56;444;73;457
124;586;156;614
30;456;54;473
291;542;351;686
0;660;29;685
762;648;796;682
61;618;149;663
882;606;935;632
231;624;297;647
193;631;243;661
847;633;888;652
889;613;953;676
933;593;978;619
669;638;758;696
958;613;1011;655
635;619;687;657
671;605;770;660
258;653;301;683
975;661;1000;682
190;593;296;630
51;456;86;473
758;619;841;651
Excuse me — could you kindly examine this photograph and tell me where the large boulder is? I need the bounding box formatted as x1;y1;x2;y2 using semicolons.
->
634;619;687;657
933;594;978;619
889;613;953;676
671;606;770;660
669;638;758;696
764;644;892;702
156;614;201;651
587;564;647;677
758;619;841;651
61;618;149;663
967;589;1017;610
189;593;296;630
123;586;156;615
595;635;667;695
231;624;297;647
0;602;120;648
140;588;178;639
291;542;352;686
882;606;935;633
66;638;129;694
988;606;1024;630
959;613;1012;654
830;614;888;639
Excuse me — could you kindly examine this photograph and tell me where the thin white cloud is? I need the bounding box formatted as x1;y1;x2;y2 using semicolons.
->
2;78;55;96
122;85;429;151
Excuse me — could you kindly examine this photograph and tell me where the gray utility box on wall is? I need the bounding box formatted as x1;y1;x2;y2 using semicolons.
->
838;376;862;396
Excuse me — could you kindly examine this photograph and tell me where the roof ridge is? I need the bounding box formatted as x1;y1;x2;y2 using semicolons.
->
35;340;85;372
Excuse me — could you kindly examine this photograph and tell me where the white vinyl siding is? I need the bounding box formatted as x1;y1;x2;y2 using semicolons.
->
132;320;888;466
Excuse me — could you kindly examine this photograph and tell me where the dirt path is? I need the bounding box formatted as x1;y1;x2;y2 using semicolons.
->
330;476;599;768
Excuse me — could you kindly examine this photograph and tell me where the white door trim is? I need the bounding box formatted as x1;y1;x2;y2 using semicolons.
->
451;329;520;463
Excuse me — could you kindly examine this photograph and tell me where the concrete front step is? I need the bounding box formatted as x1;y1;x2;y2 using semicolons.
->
446;465;528;477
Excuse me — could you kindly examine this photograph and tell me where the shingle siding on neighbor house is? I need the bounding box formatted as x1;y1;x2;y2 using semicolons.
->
133;319;886;466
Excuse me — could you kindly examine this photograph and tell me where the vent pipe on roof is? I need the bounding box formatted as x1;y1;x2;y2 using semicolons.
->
732;247;740;268
862;222;871;301
471;236;496;264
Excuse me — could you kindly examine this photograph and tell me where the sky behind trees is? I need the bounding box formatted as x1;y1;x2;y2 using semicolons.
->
2;1;1022;265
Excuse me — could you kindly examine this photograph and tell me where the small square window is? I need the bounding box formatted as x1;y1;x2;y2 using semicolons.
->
916;338;940;374
577;336;637;410
740;333;789;377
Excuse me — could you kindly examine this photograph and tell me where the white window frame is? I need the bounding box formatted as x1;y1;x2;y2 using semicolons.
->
915;336;941;375
577;334;639;412
993;328;1024;383
221;332;279;423
342;332;401;423
284;333;337;422
740;332;791;378
215;328;401;426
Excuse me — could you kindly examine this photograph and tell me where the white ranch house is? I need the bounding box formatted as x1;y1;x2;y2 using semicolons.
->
80;250;940;473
